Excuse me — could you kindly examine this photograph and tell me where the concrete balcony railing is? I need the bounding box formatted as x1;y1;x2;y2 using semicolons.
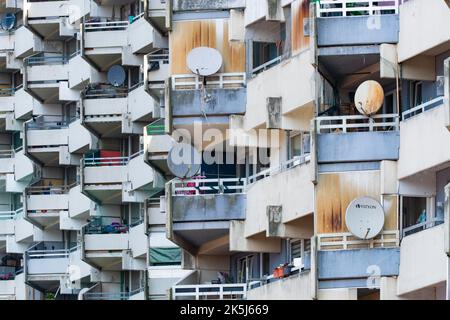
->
170;72;246;118
168;177;246;253
83;287;145;300
316;114;400;163
397;0;450;63
0;88;15;116
25;242;72;275
398;100;450;179
238;156;313;241
318;247;401;290
0;149;15;174
81;151;162;204
0;209;18;237
402;96;444;121
245;51;314;130
82;84;156;136
316;0;401;46
316;0;400;17
147;49;169;85
83;16;162;69
24;185;71;229
24;54;69;103
26;0;79;39
172;283;247;300
397;224;447;296
25;115;72;166
81;217;130;269
401;217;444;238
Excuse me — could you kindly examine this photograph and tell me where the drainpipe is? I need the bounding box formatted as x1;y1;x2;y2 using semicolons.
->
444;183;450;300
164;77;173;135
444;57;450;131
310;1;319;301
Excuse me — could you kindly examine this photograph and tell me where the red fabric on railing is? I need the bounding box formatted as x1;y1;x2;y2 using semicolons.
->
99;150;121;166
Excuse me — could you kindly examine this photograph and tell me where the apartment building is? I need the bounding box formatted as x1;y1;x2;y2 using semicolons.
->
0;0;449;301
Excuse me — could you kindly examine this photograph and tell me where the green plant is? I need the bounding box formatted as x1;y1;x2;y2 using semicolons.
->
45;293;56;300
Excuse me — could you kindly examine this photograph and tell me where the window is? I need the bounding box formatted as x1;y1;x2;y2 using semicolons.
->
410;81;423;107
401;196;441;237
237;254;255;283
288;239;311;264
289;131;310;160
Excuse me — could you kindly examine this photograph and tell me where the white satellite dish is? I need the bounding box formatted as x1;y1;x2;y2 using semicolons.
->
187;47;223;76
167;143;201;179
354;80;385;116
345;196;385;240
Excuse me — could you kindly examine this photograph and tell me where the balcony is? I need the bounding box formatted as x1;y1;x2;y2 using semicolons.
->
83;17;161;70
25;115;74;166
246;270;312;300
24;116;95;166
316;0;400;47
171;73;246;118
24;184;71;229
9;149;39;190
0;260;22;299
172;270;247;300
12;87;41;121
317;247;400;290
81;155;128;204
81;152;161;204
397;0;450;63
25;242;73;292
168;177;246;253
397;224;447;296
0;209;17;237
24;54;69;103
147;49;169;85
82;84;156;137
0;149;14;175
148;258;192;299
0;88;15;117
82;216;130;270
239;156;313;240
246;52;314;130
398;99;450;179
316;114;400;164
26;0;76;40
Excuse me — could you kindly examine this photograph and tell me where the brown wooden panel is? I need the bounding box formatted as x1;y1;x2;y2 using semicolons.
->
291;0;310;54
170;19;246;75
316;171;381;234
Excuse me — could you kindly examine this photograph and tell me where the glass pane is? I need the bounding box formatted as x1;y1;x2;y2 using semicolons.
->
290;134;302;158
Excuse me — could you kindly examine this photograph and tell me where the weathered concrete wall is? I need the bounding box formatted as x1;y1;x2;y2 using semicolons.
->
317;131;400;163
172;89;246;117
317;15;399;47
398;0;450;62
244;163;314;238
398;103;450;179
318;248;400;282
173;194;246;222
